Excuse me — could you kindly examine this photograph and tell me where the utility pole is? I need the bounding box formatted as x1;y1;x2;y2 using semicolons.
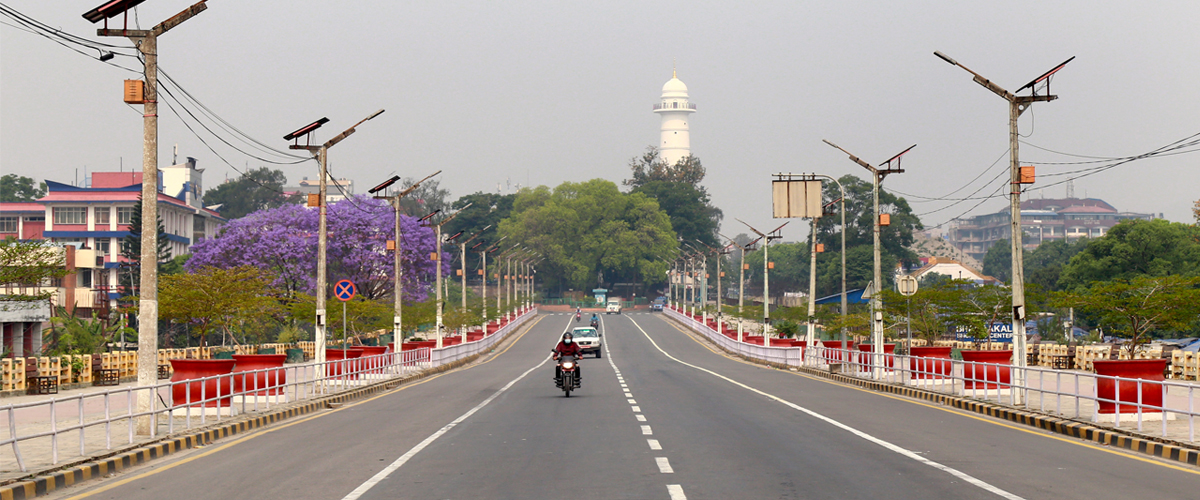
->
479;237;505;327
823;140;912;379
720;233;762;343
457;225;492;311
371;171;441;345
737;220;788;338
287;110;386;367
89;0;206;435
934;51;1072;404
422;204;470;348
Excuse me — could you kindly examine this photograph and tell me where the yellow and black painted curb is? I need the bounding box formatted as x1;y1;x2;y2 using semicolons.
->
0;313;537;500
0;370;434;500
668;316;1200;469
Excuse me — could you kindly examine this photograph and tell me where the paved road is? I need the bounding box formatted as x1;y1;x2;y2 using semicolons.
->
49;312;1200;499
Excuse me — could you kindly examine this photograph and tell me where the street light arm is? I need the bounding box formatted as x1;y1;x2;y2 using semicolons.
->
822;139;876;172
396;170;443;198
324;109;385;149
933;51;1014;101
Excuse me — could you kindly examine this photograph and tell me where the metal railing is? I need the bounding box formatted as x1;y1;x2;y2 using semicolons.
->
666;306;1200;444
0;307;535;475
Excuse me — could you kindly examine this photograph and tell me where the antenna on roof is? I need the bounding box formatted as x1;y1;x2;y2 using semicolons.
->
1066;179;1075;199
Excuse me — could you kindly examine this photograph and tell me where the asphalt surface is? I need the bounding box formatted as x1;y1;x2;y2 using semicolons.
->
48;312;1200;500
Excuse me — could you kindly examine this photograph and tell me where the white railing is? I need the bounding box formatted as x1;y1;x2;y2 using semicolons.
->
666;306;1200;444
0;306;535;475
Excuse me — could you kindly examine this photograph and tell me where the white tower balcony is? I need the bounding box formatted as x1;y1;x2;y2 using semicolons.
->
655;72;696;167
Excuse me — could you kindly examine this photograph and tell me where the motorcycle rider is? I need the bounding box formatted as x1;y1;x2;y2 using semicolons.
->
575;307;582;322
553;332;584;386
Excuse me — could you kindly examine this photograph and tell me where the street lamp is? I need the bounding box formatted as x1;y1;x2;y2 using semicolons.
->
478;236;506;327
736;219;788;338
934;51;1073;403
720;233;763;343
286;109;385;366
88;0;207;437
421;203;471;348
372;171;441;344
823;140;912;378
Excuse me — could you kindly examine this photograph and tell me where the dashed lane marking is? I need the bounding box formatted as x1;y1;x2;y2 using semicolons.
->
631;406;641;412
656;457;675;473
628;399;638;404
626;316;1026;500
636;414;647;422
648;439;662;450
641;425;653;435
667;484;687;499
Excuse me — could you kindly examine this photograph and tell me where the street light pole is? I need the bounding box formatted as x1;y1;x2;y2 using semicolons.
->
90;0;207;437
935;51;1071;404
371;171;441;346
736;220;787;338
823;141;912;378
423;204;470;348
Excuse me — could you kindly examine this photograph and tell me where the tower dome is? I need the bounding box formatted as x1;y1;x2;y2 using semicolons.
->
653;69;696;166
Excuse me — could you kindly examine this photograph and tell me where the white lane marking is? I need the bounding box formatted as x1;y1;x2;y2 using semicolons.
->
641;425;653;435
624;392;633;398
636;414;647;422
628;316;1027;500
339;355;553;500
627;399;638;404
620;384;627;388
656;457;674;473
631;406;641;412
667;484;687;499
648;439;662;450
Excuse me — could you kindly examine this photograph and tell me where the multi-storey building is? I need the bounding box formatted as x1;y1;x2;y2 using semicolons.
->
0;158;225;315
284;177;354;204
947;197;1157;263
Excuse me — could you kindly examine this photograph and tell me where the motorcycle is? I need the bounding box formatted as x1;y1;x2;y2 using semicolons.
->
590;318;599;329
554;353;581;397
575;312;581;322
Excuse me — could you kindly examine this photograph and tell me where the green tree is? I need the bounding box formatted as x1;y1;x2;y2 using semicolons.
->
624;146;706;188
0;237;67;301
813;175;922;294
1023;238;1089;291
159;266;279;348
119;194;170;298
443;191;516;269
632;180;721;248
44;308;120;355
0;174;47;202
1056;275;1200;355
1058;219;1200;290
982;240;1011;282
396;178;451;216
201;167;296;220
498;180;676;290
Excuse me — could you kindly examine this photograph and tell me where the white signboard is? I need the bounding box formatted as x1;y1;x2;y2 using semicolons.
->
772;180;823;219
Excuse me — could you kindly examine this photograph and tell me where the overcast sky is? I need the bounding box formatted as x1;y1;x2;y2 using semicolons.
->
3;1;1197;242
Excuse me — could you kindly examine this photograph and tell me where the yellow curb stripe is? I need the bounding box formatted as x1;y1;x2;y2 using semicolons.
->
662;315;1200;475
55;314;544;500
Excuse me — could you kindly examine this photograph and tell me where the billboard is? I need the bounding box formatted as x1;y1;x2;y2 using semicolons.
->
772;180;823;219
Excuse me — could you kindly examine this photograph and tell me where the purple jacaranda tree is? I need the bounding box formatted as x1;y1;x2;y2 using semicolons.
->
188;195;447;301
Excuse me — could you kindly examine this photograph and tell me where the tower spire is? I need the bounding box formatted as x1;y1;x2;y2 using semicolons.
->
673;58;677;78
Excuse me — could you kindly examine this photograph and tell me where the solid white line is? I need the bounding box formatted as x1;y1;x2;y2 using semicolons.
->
667;484;687;499
656;456;674;473
641;425;653;435
628;316;1027;500
648;439;662;450
339;353;552;500
636;414;647;422
631;406;641;412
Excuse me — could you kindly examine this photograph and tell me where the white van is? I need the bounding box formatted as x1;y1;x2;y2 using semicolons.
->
605;297;622;314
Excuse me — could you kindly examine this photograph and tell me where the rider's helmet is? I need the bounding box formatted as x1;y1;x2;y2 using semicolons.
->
562;332;574;344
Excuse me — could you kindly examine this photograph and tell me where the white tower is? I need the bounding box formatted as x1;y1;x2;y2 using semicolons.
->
654;69;696;166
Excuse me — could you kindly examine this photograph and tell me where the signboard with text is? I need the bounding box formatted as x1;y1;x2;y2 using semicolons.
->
953;323;1014;343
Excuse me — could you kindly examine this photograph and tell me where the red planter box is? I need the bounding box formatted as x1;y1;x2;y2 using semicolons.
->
909;346;953;379
169;359;236;407
326;348;364;379
232;354;287;395
743;336;764;346
466;332;485;342
856;344;896;368
769;338;795;347
960;350;1012;389
1093;359;1168;414
822;340;855;362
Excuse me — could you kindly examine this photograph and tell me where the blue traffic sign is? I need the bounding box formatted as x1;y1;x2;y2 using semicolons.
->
334;280;357;301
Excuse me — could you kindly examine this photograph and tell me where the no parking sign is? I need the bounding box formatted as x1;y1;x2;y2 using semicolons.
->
334;280;357;301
